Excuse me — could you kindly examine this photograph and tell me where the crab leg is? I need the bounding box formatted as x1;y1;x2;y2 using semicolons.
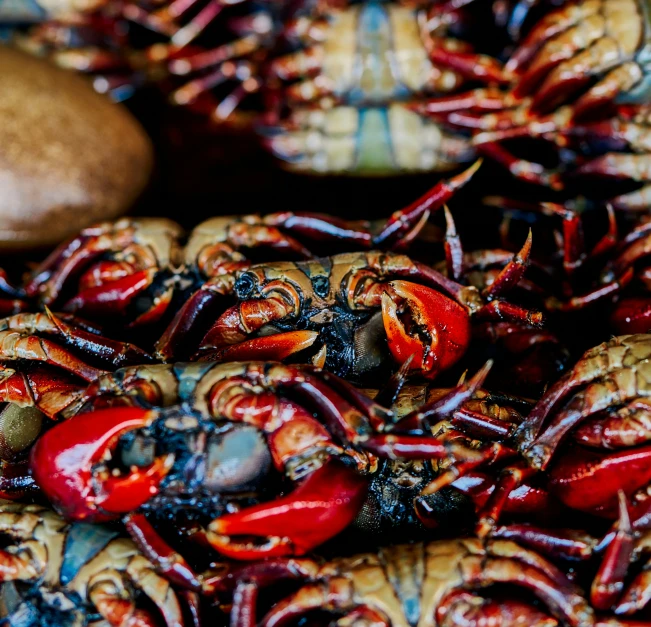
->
413;88;516;117
491;525;597;561
591;492;634;611
125;513;202;592
373;160;482;248
0;548;42;581
303;368;394;431
482;230;532;300
361;434;485;461
428;44;509;85
475;463;538;537
89;579;174;627
265;213;374;248
444;206;465;281
394;360;493;431
477;142;559;187
260;578;357;627
155;274;236;361
524;355;642;469
0;329;108;383
0;366;85;418
545;268;634;313
419;442;517;497
513;15;607;98
533;38;631;113
197;294;298;352
437;591;558;627
506;0;601;74
206;330;319;363
26;227;142;304
48;310;154;368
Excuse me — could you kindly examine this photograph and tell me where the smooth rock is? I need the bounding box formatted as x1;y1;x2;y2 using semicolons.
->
0;46;153;250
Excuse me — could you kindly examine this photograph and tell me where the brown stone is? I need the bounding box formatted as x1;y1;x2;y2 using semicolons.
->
0;46;154;250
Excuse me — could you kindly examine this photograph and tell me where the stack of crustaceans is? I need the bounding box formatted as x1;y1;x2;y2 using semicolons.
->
1;160;651;627
5;1;651;627
7;0;651;183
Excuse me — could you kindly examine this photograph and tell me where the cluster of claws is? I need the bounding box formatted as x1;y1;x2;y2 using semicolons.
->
4;147;651;626
8;335;651;625
5;4;651;623
0;164;550;382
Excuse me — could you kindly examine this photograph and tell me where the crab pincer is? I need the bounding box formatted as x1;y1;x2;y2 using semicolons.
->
30;406;173;522
207;460;368;559
381;280;471;377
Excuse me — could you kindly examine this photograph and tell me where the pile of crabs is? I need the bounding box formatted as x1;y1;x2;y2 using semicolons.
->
0;155;651;627
5;0;651;181
6;0;651;625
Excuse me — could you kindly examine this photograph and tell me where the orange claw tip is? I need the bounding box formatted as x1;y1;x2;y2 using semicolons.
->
452;159;483;188
206;461;367;559
203;534;295;560
201;330;319;362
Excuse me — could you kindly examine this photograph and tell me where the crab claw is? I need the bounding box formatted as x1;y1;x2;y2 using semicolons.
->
64;269;156;318
381;280;470;378
30;407;173;522
206;460;367;559
609;297;651;335
199;330;319;362
549;445;651;517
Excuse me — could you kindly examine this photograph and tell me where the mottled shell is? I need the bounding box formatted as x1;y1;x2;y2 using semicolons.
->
0;46;153;250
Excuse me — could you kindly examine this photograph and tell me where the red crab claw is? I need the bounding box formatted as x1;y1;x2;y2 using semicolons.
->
381;280;471;378
609;297;651;335
549;445;651;517
30;407;173;522
63;269;156;318
199;330;319;362
206;460;367;559
70;263;175;328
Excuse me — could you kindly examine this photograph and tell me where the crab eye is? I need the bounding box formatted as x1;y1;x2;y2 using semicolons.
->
311;275;330;298
235;273;258;299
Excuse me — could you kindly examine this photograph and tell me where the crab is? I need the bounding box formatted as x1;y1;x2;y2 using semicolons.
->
0;500;187;627
25;165;478;334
